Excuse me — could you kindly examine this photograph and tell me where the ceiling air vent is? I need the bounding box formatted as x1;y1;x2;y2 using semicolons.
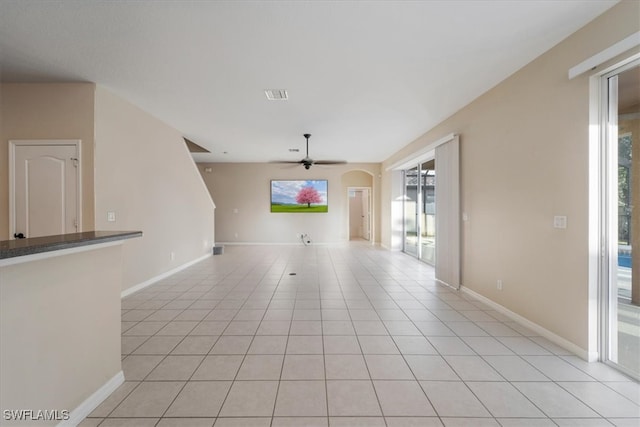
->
265;89;288;101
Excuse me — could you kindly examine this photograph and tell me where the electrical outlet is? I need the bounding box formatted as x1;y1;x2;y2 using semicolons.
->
497;280;503;291
107;211;116;222
553;215;567;229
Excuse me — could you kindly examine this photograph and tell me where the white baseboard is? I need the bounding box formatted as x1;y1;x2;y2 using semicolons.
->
460;286;590;360
121;253;212;298
218;242;305;246
217;241;348;246
218;241;380;247
436;278;460;292
380;243;402;251
58;371;124;427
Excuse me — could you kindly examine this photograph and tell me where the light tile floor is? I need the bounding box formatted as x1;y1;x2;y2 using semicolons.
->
81;244;640;427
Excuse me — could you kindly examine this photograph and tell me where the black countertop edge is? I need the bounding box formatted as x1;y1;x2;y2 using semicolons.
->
0;231;143;260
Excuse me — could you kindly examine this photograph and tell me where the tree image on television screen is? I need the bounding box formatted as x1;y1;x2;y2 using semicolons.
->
296;186;322;207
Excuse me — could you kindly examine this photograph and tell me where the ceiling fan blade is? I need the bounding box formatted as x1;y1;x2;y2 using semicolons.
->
268;161;304;169
268;135;346;169
313;160;348;165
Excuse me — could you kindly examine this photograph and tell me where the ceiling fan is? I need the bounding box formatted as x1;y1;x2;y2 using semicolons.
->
273;133;347;170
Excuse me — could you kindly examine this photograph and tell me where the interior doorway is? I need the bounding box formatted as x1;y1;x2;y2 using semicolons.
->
9;140;81;239
348;187;371;241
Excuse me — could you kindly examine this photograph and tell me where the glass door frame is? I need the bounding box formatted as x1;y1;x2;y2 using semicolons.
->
599;59;639;380
402;159;436;265
402;166;420;257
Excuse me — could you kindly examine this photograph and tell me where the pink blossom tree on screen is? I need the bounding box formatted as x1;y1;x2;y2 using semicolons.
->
296;186;322;207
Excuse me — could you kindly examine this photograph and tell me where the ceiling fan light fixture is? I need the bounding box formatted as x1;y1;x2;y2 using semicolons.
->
270;133;347;170
264;89;288;101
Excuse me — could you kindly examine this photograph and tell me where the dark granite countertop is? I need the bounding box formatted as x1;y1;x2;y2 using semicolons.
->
0;231;142;260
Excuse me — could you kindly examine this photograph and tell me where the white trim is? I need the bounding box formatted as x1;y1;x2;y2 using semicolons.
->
381;243;402;252
77;142;83;232
8;139;82;239
386;133;456;171
588;69;603;363
588;57;640;366
121;253;212;298
0;241;123;267
460;286;593;361
569;31;640;79
436;279;460;292
58;371;124;427
217;241;349;246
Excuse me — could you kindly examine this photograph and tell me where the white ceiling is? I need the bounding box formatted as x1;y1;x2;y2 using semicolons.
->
0;0;617;163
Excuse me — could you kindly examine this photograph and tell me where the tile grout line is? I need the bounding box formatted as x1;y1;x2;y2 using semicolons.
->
269;247;297;426
89;245;639;426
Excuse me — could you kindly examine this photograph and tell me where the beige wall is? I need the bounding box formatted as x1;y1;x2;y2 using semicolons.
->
0;245;123;424
381;1;640;353
0;83;96;239
94;87;216;291
199;163;380;244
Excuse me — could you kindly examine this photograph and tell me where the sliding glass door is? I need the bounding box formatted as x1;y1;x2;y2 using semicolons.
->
403;161;436;265
420;161;436;265
602;62;639;379
403;166;419;257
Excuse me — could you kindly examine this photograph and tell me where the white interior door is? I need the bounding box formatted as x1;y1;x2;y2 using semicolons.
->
11;142;80;239
349;190;363;239
361;189;370;240
348;188;371;241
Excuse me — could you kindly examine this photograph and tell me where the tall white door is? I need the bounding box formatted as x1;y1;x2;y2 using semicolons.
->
361;189;370;241
349;190;363;239
349;188;371;241
12;143;79;239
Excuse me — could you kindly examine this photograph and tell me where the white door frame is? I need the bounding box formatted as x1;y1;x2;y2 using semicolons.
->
589;58;640;379
9;139;82;239
347;186;372;242
587;52;639;370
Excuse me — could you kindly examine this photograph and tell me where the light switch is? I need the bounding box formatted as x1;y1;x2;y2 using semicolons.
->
107;211;116;222
553;215;567;229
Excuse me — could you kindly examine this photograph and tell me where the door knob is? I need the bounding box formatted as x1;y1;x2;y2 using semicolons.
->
14;232;25;239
